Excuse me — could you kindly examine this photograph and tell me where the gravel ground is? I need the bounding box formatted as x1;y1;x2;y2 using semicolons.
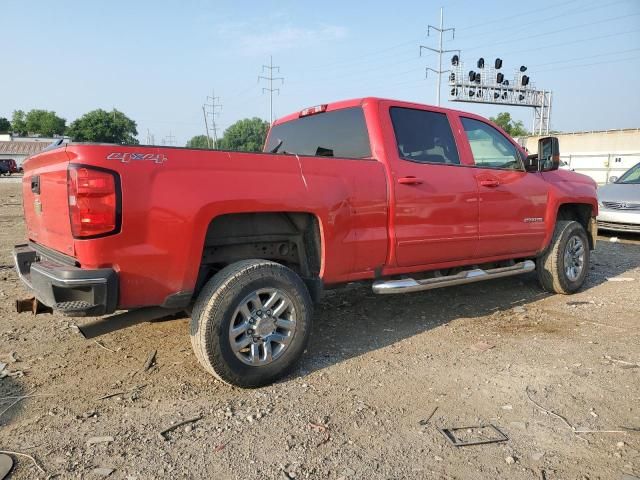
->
0;180;639;480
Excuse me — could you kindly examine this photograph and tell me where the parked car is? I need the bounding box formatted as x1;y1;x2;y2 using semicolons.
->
0;159;19;175
597;162;640;233
13;97;598;387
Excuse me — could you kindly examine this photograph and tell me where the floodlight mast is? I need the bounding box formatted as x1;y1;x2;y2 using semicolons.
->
448;56;552;134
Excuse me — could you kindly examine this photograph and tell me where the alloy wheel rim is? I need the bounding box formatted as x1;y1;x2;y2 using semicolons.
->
228;288;296;366
564;236;585;282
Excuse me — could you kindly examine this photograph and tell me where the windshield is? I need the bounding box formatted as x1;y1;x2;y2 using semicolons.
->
617;162;640;184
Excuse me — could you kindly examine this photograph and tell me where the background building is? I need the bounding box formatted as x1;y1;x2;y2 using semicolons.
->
0;134;71;168
518;129;640;184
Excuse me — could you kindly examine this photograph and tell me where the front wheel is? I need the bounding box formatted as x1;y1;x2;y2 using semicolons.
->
190;259;312;388
536;220;590;294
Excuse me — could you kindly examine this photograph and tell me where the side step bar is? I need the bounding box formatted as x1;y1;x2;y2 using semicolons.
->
372;260;535;295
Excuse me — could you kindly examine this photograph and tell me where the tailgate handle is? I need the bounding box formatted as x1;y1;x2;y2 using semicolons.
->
31;176;40;194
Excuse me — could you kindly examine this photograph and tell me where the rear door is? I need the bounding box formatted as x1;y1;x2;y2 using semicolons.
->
457;116;548;258
387;106;479;267
22;147;75;257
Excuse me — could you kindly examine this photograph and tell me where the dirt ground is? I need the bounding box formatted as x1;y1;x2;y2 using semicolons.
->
0;178;638;480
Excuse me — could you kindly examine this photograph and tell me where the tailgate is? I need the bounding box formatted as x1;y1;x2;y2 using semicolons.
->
22;147;75;257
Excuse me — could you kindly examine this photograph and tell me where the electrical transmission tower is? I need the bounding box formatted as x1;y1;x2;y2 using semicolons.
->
258;55;284;123
163;131;176;146
146;129;155;146
204;90;222;148
420;8;458;106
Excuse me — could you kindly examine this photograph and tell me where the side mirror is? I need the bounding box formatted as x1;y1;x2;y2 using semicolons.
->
608;176;618;184
538;137;560;172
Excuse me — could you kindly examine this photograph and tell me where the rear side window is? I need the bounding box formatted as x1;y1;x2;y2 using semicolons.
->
264;107;371;159
390;107;460;165
461;117;522;170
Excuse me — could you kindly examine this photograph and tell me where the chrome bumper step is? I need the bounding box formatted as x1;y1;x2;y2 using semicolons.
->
372;260;536;295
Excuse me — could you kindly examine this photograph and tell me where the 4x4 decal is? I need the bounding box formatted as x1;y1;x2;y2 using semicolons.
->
107;152;167;164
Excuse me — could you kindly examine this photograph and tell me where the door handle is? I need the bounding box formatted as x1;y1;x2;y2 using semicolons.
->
479;179;500;187
398;176;423;185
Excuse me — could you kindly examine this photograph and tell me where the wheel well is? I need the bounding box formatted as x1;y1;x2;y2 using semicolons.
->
196;212;322;297
557;203;594;248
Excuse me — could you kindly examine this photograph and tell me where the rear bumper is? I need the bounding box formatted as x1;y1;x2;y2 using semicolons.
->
13;243;118;316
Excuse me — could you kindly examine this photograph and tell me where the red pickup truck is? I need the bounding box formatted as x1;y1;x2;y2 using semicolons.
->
14;97;598;387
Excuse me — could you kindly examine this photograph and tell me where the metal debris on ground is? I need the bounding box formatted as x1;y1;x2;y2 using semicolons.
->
142;349;157;372
0;450;45;475
419;406;438;425
0;453;12;480
0;389;36;420
439;425;508;447
95;384;145;401
159;415;202;440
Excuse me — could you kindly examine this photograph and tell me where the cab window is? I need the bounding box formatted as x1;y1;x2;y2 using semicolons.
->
390;107;460;165
461;117;522;170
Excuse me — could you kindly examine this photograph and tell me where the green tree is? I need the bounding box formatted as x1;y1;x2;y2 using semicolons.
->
489;112;529;137
186;135;212;149
218;118;270;152
66;109;139;144
0;117;10;133
11;110;27;135
25;109;66;136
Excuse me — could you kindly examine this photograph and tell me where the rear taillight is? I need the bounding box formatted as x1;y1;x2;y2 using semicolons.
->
68;165;121;238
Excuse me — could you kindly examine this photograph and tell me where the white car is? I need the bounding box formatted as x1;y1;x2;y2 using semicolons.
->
597;162;640;233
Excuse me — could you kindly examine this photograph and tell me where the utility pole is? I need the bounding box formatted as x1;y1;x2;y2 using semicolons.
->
258;55;284;124
146;128;155;145
420;8;458;106
204;90;222;148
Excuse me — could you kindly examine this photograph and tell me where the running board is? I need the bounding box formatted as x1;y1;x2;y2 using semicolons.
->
372;260;536;295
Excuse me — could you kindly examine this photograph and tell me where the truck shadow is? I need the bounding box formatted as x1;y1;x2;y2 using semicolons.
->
299;238;640;376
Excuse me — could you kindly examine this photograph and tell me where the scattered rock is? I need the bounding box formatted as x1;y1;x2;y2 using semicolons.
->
531;452;545;461
471;341;495;352
617;441;625;448
513;306;526;313
86;436;114;446
92;467;115;477
505;456;516;465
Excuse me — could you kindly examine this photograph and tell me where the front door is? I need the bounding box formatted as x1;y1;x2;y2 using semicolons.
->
458;116;549;258
389;107;479;267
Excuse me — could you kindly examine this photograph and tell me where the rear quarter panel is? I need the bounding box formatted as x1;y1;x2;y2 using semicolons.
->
66;144;388;308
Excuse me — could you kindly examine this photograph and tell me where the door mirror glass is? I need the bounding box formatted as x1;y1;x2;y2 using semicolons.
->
538;137;560;171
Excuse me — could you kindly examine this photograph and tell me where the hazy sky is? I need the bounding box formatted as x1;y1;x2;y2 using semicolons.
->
2;0;639;145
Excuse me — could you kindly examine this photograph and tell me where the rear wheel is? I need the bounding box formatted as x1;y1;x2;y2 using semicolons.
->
536;220;590;294
190;259;312;388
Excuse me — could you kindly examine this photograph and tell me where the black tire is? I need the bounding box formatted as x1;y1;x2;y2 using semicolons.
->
190;259;312;388
536;220;590;294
